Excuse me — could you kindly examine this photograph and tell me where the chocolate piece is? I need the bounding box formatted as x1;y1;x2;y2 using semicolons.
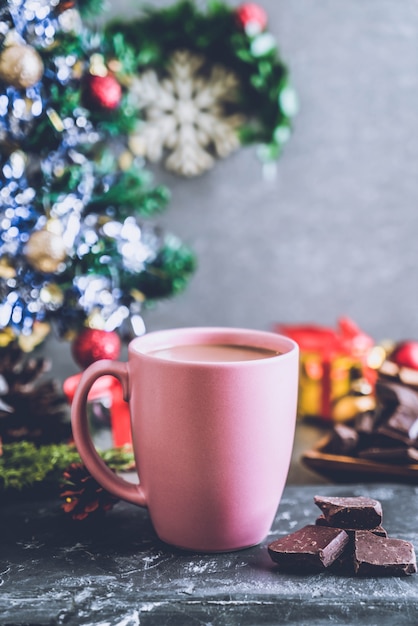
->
325;424;359;455
268;525;349;573
325;376;418;466
353;411;399;450
314;495;383;529
355;410;377;435
315;515;387;537
328;550;354;575
388;406;418;440
376;380;418;413
358;446;418;464
354;530;417;576
377;406;418;444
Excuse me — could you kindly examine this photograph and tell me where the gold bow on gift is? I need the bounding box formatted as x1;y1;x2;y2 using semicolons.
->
276;317;378;422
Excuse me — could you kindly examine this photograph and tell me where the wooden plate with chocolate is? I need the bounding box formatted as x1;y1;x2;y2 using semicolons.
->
302;371;418;482
302;433;418;483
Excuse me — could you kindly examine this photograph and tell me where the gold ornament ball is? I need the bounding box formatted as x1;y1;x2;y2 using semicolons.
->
40;283;65;308
24;230;67;273
0;44;44;89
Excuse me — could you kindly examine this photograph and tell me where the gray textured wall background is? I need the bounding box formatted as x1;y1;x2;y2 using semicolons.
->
48;0;418;376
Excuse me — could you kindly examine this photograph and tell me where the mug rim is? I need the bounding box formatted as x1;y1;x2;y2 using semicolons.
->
129;326;298;366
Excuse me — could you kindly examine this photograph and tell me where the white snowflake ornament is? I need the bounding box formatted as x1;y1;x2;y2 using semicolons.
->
129;50;246;177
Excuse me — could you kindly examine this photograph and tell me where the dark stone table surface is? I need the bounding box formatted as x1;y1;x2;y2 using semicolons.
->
2;482;418;626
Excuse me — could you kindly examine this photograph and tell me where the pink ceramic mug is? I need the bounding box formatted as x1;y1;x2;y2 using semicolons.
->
71;327;299;552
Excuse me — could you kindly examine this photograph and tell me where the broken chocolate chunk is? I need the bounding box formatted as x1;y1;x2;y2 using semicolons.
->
268;495;416;577
375;380;418;414
388;405;418;440
377;405;418;444
314;495;383;529
325;423;359;456
315;515;387;537
354;530;417;576
268;525;349;573
355;410;377;435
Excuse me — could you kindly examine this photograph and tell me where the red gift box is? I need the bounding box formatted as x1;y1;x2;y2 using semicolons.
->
276;317;375;421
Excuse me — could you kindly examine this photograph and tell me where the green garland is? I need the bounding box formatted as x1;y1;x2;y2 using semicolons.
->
106;0;297;163
0;441;134;492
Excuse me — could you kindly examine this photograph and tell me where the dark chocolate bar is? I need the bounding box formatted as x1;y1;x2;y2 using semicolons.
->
354;410;377;435
388;406;418;440
375;380;418;413
354;530;417;576
377;405;418;443
325;423;359;456
268;525;349;573
314;495;382;529
315;515;387;537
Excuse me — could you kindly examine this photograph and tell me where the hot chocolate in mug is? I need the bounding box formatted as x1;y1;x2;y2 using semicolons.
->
71;327;299;552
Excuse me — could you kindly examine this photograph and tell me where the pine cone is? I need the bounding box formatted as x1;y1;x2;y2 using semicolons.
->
60;462;119;520
0;342;70;446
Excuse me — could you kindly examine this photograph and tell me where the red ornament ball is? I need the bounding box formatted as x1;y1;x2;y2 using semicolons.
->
390;341;418;370
85;74;122;110
235;3;268;33
72;329;121;368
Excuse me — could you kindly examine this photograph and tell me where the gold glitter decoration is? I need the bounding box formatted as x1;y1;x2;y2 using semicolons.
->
0;328;16;348
46;108;65;133
89;53;108;77
0;258;16;279
24;229;67;273
0;44;44;89
130;288;146;302
86;309;106;330
118;150;133;171
18;322;51;352
40;283;65;307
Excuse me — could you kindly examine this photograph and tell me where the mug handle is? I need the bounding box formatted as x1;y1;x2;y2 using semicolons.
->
71;359;147;507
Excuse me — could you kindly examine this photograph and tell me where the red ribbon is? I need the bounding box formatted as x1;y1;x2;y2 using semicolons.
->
276;317;373;358
63;373;132;447
275;317;374;418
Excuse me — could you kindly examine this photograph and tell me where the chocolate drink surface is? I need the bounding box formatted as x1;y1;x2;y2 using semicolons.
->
148;343;280;362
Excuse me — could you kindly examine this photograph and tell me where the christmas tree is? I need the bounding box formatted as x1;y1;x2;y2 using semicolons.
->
0;0;196;353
